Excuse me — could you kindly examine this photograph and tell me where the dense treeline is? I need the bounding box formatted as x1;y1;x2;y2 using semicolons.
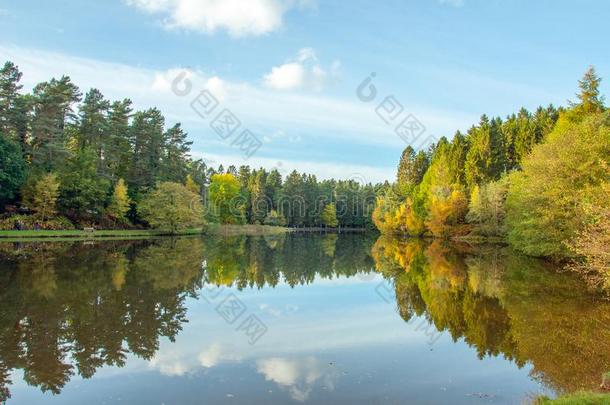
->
373;67;609;287
206;167;377;228
0;61;376;230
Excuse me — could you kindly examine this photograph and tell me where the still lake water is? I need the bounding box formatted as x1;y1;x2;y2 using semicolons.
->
0;233;609;404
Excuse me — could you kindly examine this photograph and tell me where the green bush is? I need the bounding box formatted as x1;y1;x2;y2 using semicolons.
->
506;112;610;258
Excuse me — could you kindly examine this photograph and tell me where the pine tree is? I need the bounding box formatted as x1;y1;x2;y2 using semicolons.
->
30;76;81;171
0;61;24;139
106;99;133;181
397;146;416;186
281;170;307;226
162;123;192;183
464;115;505;187
571;66;605;114
0;136;27;204
128;108;165;194
265;169;282;210
78;88;110;154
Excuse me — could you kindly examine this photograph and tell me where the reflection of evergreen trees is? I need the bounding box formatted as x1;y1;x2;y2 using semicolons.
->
0;234;376;398
0;238;205;399
373;237;610;394
202;233;376;289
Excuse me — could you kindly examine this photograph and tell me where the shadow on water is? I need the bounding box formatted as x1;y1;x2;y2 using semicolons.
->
0;233;608;401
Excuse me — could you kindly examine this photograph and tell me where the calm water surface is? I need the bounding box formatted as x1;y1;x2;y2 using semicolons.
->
0;234;609;404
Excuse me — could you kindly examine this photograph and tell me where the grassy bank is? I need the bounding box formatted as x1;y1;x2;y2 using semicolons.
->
0;224;366;240
206;224;291;236
0;228;204;239
533;391;610;404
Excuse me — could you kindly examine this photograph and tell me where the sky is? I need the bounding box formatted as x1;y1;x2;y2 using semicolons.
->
0;0;608;183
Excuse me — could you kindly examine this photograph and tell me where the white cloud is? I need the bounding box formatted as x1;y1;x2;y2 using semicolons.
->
256;357;337;402
125;0;310;37
263;47;340;91
0;44;485;183
264;62;306;91
198;343;242;368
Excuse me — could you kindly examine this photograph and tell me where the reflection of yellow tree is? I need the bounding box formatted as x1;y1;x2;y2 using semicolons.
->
321;234;338;257
108;252;129;291
371;236;425;275
373;236;610;394
203;237;246;286
425;240;467;291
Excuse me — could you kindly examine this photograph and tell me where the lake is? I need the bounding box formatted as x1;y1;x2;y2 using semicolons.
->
0;234;609;404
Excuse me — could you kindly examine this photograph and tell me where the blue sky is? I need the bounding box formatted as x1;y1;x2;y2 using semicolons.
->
1;0;608;182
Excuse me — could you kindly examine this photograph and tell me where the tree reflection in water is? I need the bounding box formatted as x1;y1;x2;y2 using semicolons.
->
372;236;610;394
0;234;608;400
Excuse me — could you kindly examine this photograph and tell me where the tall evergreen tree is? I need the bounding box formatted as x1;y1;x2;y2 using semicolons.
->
0;136;27;205
106;99;133;181
128;108;165;194
161;123;191;183
0;61;23;139
571;66;605;114
30;76;81;171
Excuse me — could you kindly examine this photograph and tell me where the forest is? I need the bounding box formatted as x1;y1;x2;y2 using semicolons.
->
373;67;609;288
0;61;377;232
0;61;608;289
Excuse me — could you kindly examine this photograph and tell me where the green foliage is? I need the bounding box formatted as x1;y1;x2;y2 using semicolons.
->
59;148;110;219
466;176;509;237
533;392;610;405
0;61;24;140
464;115;506;187
208;173;245;224
22;172;60;220
506;112;610;258
321;203;339;227
0;58;378;229
138;182;203;233
397;146;429;187
30;76;81;171
568;183;610;289
0;135;27;204
249;169;268;224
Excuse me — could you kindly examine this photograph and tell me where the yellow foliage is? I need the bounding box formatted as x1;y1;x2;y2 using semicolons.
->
426;186;468;237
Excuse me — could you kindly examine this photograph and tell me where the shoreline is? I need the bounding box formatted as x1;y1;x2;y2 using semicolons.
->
0;225;369;240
